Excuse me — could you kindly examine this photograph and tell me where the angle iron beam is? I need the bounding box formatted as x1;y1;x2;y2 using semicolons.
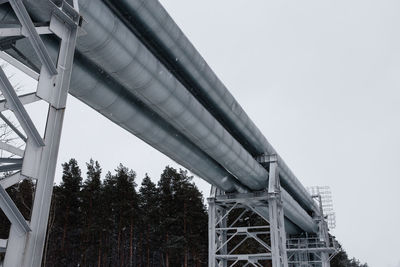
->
228;208;248;228
49;0;80;29
247;232;272;251
0;26;52;37
0;162;22;172
0;141;24;157
0;184;30;235
216;226;270;231
226;231;270;237
0;171;23;189
215;231;238;253
214;192;269;204
0;51;39;80
215;254;272;260
0;66;44;146
0;92;41;112
0;112;27;141
228;236;249;255
8;0;57;75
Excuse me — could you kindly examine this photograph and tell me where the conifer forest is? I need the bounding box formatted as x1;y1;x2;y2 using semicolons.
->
0;159;367;267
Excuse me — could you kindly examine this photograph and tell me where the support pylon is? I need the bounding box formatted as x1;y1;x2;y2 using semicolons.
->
0;1;81;266
208;155;288;267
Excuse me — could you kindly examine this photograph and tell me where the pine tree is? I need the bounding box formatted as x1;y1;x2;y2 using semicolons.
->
80;159;103;266
48;158;83;265
103;164;138;266
8;160;367;267
331;244;369;267
139;174;161;267
157;166;208;267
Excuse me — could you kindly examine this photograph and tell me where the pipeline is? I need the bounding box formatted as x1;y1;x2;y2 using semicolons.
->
102;0;318;214
0;2;317;233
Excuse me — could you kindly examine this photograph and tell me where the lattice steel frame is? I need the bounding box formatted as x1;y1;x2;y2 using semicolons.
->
285;193;339;267
208;155;288;267
0;1;81;266
286;235;338;267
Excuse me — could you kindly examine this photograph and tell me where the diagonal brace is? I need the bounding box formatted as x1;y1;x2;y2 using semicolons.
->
0;141;24;157
0;112;27;141
0;66;44;147
0;184;30;235
8;0;57;75
0;172;24;189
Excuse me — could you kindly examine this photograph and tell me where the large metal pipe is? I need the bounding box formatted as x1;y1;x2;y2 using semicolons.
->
4;37;315;234
21;0;315;212
103;0;318;213
75;0;269;191
22;0;268;192
0;2;317;233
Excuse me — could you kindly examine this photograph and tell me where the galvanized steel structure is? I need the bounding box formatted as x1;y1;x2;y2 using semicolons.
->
0;0;337;266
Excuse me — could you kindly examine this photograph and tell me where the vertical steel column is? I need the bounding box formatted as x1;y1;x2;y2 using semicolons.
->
208;193;217;267
219;207;228;267
321;252;330;267
208;187;228;267
0;2;81;266
267;155;288;267
314;195;331;267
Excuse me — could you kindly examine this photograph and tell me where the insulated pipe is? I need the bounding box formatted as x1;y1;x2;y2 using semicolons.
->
0;3;317;233
0;2;241;194
21;0;315;213
75;0;269;191
103;0;318;213
4;37;315;234
23;0;269;192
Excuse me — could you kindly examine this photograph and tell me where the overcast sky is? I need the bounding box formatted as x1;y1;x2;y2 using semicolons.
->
3;0;399;266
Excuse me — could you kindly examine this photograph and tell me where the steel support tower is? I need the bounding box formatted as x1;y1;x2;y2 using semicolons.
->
285;193;338;267
208;155;338;267
0;1;81;266
208;155;288;267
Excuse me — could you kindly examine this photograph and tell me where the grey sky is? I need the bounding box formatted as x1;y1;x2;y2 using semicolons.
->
155;1;400;266
3;0;398;266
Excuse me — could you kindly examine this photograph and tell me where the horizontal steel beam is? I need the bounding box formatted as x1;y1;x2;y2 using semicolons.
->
0;92;41;113
0;158;23;163
0;162;22;172
0;25;52;37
